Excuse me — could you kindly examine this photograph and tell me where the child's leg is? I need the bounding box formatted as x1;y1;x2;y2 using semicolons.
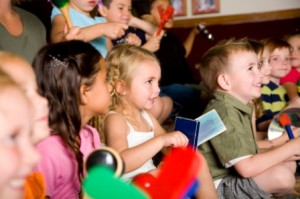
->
195;154;218;199
253;161;296;196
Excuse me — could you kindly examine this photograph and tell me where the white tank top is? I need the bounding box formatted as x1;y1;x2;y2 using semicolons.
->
121;110;156;181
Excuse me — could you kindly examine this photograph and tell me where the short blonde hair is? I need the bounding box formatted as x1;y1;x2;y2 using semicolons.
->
106;44;160;111
199;38;254;92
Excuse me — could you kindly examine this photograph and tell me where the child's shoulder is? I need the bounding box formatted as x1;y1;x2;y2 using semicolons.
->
104;111;128;127
206;92;252;119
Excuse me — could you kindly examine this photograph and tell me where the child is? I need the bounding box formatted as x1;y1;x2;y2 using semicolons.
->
99;0;172;124
259;38;292;132
0;52;49;198
99;0;163;52
280;31;300;102
247;40;300;149
0;52;49;144
104;44;217;198
32;40;111;198
198;38;300;198
50;0;128;57
132;0;203;118
0;68;40;199
0;0;46;62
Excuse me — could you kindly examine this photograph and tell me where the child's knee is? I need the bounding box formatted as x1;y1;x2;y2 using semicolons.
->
274;170;295;191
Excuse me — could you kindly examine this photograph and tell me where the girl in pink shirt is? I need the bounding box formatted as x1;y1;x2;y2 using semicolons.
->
32;40;111;199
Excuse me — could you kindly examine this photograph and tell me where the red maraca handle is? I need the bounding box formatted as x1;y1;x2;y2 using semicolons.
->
156;5;174;36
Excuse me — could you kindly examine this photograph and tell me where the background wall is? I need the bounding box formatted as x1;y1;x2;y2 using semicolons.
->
174;0;300;20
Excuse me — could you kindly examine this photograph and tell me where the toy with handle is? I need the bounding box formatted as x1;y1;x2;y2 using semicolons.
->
151;146;202;199
133;146;202;199
83;146;148;199
51;0;73;29
83;166;149;199
278;113;294;139
85;146;125;177
156;5;174;36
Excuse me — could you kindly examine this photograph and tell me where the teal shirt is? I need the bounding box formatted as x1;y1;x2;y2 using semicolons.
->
51;6;107;57
198;92;258;180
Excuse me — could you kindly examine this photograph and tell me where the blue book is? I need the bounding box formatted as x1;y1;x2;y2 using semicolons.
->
174;109;227;149
174;117;200;149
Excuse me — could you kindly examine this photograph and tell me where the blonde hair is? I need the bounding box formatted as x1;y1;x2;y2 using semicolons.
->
199;38;254;92
0;67;16;87
106;44;160;112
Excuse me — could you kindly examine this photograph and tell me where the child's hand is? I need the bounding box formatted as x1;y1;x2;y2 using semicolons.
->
102;23;128;39
142;31;163;52
125;33;142;46
292;126;300;138
161;131;189;147
64;26;84;41
191;25;200;36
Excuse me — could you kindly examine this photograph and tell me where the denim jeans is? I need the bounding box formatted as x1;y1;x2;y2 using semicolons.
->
160;83;202;118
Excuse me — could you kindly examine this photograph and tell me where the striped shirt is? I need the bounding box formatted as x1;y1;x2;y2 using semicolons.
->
261;81;289;120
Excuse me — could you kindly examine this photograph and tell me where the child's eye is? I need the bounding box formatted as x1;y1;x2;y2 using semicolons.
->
3;132;18;146
146;79;153;84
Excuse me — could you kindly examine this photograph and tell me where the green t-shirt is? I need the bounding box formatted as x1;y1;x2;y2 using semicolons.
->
198;92;258;180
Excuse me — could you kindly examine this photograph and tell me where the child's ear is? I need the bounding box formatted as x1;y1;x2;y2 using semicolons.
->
115;79;127;95
98;4;107;17
217;73;231;91
80;84;89;105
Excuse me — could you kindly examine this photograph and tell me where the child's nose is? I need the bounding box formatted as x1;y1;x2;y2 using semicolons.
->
154;85;160;95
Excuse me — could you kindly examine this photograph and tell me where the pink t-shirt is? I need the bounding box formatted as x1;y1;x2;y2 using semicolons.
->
280;67;300;85
35;125;101;199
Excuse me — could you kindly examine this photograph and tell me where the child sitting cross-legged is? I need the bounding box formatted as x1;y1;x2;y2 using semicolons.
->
198;38;300;199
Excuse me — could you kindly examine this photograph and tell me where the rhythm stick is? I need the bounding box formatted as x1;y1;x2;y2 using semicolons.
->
278;113;294;139
51;0;72;29
156;5;174;36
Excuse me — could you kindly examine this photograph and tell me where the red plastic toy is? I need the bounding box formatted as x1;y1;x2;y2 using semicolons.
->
156;5;174;36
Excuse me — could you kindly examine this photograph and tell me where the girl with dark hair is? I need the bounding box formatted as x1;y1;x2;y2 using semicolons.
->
32;40;111;199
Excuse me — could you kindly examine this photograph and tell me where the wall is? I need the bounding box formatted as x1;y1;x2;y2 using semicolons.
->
174;0;300;20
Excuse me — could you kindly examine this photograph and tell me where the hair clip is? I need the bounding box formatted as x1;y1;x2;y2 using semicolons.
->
48;54;68;67
98;0;102;7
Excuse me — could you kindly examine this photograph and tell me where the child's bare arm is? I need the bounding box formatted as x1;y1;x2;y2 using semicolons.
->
142;31;163;52
124;33;142;46
283;82;299;102
51;15;128;43
183;25;199;58
234;138;300;178
51;15;68;43
79;22;128;41
105;113;188;173
129;16;157;36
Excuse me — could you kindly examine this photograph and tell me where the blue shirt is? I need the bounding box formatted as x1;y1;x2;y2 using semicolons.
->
51;6;107;57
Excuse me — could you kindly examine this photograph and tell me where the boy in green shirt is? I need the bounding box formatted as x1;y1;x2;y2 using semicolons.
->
198;38;300;198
